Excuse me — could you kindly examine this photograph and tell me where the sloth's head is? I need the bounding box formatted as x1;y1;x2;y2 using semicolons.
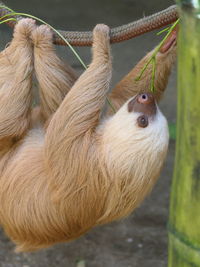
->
100;92;169;180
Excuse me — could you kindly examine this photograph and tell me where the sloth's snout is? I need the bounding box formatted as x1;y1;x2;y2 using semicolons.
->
128;93;157;117
137;93;154;105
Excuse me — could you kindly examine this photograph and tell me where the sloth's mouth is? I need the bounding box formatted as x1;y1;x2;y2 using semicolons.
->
127;93;157;128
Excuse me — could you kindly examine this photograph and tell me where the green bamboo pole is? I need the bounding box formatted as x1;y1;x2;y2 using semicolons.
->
168;1;200;266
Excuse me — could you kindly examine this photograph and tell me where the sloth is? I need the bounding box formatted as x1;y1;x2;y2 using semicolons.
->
0;19;176;251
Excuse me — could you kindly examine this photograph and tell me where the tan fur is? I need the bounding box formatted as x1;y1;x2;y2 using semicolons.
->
0;19;175;252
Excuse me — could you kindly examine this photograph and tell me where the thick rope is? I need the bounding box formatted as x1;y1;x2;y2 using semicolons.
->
0;2;178;46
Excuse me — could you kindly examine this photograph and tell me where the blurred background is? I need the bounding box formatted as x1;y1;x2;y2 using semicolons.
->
0;0;176;266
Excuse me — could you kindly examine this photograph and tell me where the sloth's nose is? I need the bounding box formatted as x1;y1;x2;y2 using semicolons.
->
137;93;154;105
128;92;157;116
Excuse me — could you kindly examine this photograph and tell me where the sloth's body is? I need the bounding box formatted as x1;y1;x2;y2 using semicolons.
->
0;19;175;251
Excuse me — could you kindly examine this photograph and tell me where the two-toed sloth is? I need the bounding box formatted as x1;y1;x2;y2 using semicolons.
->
0;19;176;251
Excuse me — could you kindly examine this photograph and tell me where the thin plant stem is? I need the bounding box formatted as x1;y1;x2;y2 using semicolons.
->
0;18;16;25
157;27;170;35
0;12;21;21
150;57;156;92
0;5;14;13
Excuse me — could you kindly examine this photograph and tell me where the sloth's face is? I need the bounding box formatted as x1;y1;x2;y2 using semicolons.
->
104;93;168;140
127;93;157;129
101;93;169;171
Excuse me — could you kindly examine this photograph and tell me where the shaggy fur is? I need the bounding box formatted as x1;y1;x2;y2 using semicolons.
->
0;19;176;252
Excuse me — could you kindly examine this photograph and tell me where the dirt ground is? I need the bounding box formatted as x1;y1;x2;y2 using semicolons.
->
0;0;177;266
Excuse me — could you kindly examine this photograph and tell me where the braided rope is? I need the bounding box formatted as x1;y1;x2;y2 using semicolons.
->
0;2;178;46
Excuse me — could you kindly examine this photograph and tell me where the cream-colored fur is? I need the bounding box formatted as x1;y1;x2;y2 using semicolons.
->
0;19;175;252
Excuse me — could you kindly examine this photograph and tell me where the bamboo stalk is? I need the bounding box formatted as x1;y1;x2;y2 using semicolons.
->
168;0;200;266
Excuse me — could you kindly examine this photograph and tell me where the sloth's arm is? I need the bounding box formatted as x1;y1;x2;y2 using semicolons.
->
44;25;111;182
45;24;111;142
32;25;78;121
0;19;35;140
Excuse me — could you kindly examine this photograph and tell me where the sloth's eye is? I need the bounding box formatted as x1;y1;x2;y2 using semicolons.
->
137;115;148;128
